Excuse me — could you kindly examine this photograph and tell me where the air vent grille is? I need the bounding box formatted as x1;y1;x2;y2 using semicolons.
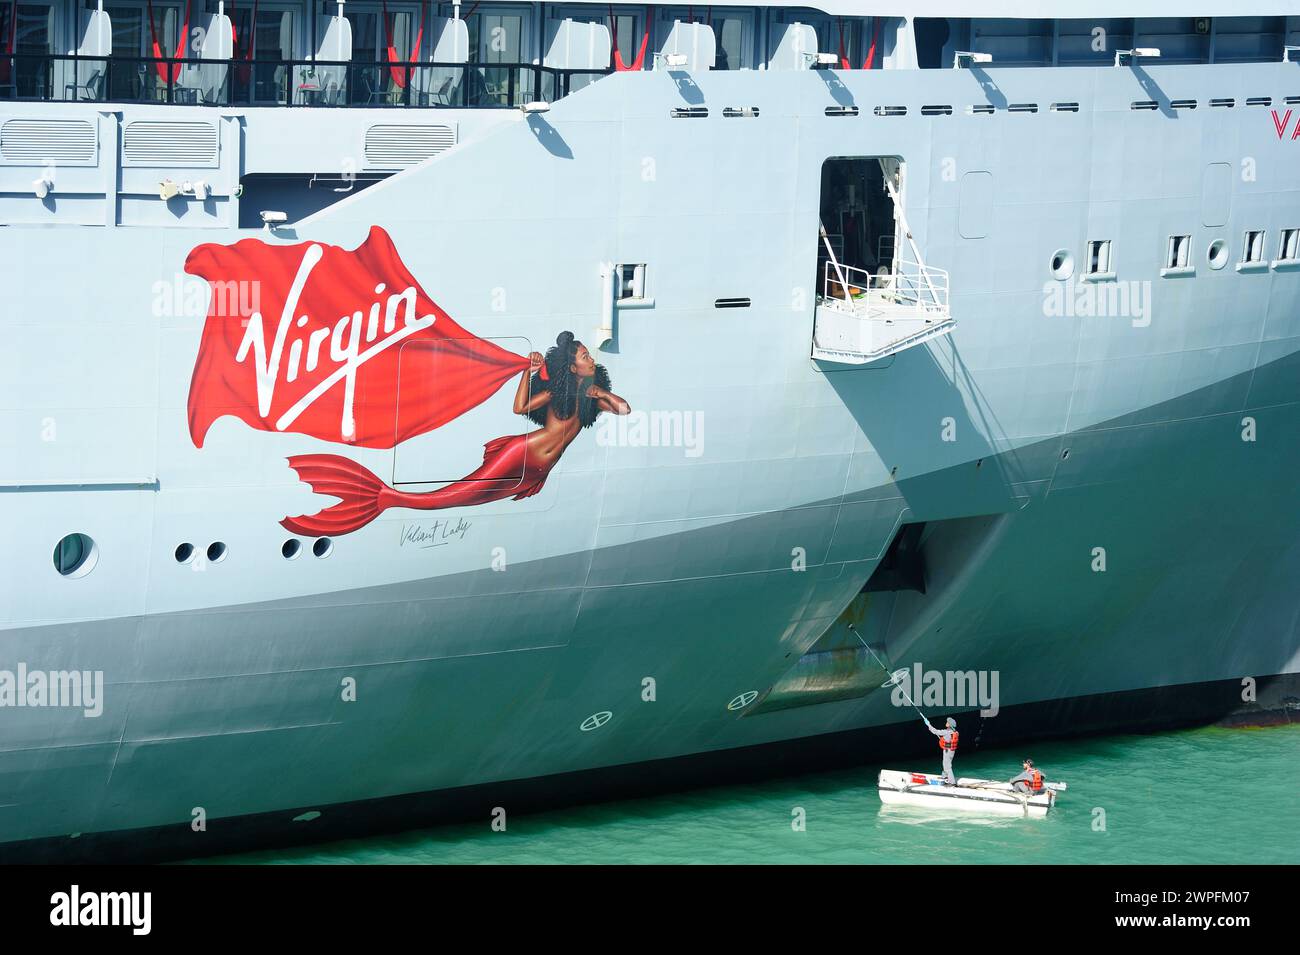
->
122;121;218;166
0;118;96;163
363;124;456;166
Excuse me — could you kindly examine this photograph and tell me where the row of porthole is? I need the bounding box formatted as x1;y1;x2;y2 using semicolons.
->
1050;231;1296;281
837;97;1300;118
173;537;334;564
175;541;227;564
1049;239;1233;278
283;537;333;560
50;532;336;578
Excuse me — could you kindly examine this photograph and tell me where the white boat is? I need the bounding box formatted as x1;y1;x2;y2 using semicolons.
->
877;771;1065;818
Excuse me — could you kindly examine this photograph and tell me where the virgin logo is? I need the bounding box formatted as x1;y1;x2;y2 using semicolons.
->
1271;109;1300;140
234;243;434;440
187;227;629;539
185;226;529;451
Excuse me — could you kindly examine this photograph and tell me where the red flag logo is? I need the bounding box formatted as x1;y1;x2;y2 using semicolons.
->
185;225;529;449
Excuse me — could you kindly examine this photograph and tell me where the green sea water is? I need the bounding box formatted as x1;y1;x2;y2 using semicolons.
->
199;723;1300;865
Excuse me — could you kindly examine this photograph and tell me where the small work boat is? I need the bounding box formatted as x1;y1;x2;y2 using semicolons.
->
877;770;1066;818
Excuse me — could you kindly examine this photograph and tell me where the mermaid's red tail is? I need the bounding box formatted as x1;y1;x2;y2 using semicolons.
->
281;454;390;536
282;435;544;535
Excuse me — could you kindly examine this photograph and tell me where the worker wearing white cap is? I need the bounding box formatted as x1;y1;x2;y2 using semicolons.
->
924;716;959;785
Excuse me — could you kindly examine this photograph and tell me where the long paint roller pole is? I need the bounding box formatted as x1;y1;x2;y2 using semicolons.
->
847;623;931;726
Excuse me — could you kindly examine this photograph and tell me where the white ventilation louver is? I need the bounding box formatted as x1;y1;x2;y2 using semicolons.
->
363;124;456;168
0;119;97;164
122;121;219;167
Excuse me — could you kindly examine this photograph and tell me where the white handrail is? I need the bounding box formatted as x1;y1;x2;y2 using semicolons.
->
818;220;853;307
822;260;948;315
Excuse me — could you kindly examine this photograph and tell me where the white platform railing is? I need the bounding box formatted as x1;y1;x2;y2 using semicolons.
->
820;259;949;318
813;259;954;363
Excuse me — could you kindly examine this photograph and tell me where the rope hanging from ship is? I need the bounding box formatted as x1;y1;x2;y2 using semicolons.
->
847;624;933;725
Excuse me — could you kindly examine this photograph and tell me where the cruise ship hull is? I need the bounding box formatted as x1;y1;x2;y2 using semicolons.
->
5;354;1300;860
3;60;1300;858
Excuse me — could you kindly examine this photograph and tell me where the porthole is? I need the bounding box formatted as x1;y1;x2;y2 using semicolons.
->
312;537;333;559
282;538;302;559
53;533;98;578
1050;249;1074;280
1208;239;1229;270
174;542;195;564
206;541;228;563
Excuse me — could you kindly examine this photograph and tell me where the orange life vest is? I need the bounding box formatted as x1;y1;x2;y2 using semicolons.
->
938;730;958;752
1027;769;1043;792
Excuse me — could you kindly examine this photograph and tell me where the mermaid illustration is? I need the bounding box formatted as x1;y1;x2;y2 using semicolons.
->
280;332;631;536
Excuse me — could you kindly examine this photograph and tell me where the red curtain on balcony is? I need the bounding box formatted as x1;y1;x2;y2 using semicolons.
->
608;5;651;71
382;0;426;89
145;0;192;84
838;16;882;70
227;0;259;84
1;0;18;85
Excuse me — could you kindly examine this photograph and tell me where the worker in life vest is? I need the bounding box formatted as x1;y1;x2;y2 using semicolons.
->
924;716;958;785
1010;759;1044;793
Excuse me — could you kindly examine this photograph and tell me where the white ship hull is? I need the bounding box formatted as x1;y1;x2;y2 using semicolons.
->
2;6;1299;858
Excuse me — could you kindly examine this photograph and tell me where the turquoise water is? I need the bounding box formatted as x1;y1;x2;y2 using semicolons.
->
201;724;1300;864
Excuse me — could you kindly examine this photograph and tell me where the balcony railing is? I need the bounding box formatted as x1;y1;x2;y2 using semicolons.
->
0;53;611;108
812;260;955;364
820;260;950;318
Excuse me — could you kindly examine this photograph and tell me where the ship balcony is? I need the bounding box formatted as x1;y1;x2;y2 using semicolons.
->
0;52;609;110
811;261;954;364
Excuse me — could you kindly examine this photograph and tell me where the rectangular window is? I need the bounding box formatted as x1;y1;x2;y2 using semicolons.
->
9;3;53;98
1167;235;1191;269
101;3;214;102
713;16;751;70
13;1;52;54
1086;240;1112;276
253;9;296;105
877;234;896;264
345;8;418;62
618;264;646;300
1243;230;1266;264
1279;228;1299;262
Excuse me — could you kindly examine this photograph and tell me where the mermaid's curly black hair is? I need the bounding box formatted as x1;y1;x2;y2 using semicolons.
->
525;330;610;428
